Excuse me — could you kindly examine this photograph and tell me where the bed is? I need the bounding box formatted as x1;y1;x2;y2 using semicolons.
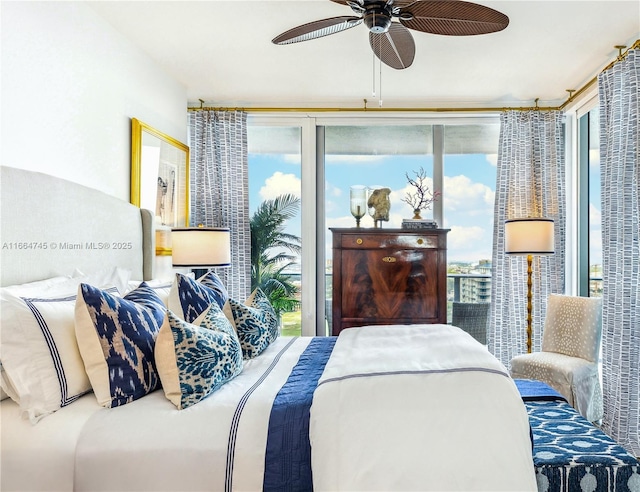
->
1;166;636;492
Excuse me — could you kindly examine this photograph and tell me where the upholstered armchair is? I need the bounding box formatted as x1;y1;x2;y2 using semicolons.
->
510;294;603;422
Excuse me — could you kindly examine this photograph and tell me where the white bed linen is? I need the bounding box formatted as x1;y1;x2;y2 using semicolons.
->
310;324;537;491
74;336;309;492
1;394;102;491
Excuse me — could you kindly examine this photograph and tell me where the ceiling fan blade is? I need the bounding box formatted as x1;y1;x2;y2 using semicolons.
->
400;0;509;36
272;16;363;45
369;22;415;70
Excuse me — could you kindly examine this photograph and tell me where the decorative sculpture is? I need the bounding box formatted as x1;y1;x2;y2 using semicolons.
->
367;187;391;227
402;167;439;220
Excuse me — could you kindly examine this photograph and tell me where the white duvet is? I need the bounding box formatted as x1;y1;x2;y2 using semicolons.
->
310;324;537;491
1;337;311;492
74;336;310;492
3;327;536;492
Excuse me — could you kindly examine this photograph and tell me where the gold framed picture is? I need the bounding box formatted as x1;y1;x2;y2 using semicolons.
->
130;118;189;228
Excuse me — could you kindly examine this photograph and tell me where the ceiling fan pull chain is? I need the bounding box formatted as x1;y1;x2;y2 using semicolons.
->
372;49;376;97
379;35;383;107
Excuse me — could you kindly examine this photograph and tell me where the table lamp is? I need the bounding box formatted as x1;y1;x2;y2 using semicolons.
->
171;227;231;278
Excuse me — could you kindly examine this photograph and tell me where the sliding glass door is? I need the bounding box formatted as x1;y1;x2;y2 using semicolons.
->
247;124;303;335
247;115;499;334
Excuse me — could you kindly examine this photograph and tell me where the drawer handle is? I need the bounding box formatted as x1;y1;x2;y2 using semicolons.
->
417;238;424;245
382;256;397;263
356;238;363;244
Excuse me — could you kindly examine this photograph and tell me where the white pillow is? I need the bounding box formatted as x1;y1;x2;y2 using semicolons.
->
1;267;131;299
0;288;121;422
0;276;73;402
0;268;130;421
72;267;131;296
0;365;18;401
1;276;73;296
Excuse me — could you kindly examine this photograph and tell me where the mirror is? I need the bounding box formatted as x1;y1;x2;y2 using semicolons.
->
130;118;189;228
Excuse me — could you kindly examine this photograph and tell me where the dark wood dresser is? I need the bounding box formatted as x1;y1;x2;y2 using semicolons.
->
330;228;449;336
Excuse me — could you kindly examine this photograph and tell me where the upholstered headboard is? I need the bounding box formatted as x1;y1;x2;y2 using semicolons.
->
0;166;154;287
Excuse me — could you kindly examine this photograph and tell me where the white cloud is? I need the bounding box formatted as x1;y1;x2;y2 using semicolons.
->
444;175;494;215
448;225;492;262
486;154;498;167
589;149;600;168
259;171;301;200
326;181;342;197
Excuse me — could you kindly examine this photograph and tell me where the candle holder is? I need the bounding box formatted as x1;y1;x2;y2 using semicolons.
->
350;185;367;227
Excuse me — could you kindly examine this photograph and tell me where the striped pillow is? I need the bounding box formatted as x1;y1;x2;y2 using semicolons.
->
0;288;113;422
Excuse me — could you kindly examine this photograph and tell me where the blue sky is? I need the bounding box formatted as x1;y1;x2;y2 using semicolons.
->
249;152;497;264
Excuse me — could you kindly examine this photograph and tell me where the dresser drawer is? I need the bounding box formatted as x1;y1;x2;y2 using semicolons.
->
340;233;441;249
330;228;449;336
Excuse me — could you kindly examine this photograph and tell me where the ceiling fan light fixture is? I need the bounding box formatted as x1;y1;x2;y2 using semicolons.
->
273;0;509;69
364;6;391;33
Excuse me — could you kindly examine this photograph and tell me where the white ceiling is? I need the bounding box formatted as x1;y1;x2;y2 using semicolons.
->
89;0;639;110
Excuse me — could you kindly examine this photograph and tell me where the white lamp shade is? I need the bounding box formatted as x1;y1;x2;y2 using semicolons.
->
505;218;554;255
171;227;231;267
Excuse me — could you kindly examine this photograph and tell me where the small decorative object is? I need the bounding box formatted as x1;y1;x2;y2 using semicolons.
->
350;185;367;227
401;167;440;220
366;186;381;226
402;219;438;230
367;187;391;228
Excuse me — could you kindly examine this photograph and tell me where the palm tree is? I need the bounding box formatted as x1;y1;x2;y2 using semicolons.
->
250;194;302;316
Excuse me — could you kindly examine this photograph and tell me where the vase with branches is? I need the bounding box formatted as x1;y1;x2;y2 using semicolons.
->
401;167;440;220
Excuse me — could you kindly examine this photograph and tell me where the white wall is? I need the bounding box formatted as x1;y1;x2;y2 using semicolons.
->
1;1;187;201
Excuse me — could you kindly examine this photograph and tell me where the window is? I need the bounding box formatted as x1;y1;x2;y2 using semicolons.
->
247;125;302;336
578;106;602;297
443;124;498;318
248;116;499;333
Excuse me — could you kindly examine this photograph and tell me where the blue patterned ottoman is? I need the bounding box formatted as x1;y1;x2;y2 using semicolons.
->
516;379;640;492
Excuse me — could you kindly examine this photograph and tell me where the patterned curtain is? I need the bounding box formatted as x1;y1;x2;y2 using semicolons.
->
598;48;639;456
489;110;566;366
187;110;251;301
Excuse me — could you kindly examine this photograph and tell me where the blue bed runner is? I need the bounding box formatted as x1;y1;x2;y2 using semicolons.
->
263;337;336;492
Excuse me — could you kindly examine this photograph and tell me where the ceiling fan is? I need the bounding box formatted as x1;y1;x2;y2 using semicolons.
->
272;0;509;70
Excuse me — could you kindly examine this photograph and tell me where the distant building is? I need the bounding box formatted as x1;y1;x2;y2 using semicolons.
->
457;260;492;303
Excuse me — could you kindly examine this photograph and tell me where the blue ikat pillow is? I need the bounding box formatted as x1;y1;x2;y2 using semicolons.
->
168;272;228;323
224;288;279;359
75;282;166;408
155;306;243;409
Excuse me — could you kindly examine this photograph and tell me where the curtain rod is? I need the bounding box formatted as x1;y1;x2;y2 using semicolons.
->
559;39;640;110
187;105;560;113
188;39;639;114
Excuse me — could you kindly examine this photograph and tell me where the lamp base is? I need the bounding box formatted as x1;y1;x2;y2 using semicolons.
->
192;268;208;280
